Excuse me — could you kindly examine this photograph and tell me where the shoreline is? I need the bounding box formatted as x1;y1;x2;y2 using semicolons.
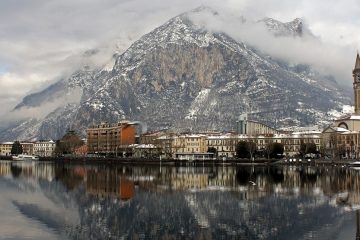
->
0;156;357;167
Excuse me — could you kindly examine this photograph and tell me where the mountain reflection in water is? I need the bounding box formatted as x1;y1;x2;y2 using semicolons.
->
0;161;359;239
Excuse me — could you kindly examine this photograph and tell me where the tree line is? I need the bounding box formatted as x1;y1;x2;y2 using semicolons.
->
208;141;318;159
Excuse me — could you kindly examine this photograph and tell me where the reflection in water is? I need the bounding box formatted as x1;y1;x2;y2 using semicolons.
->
1;161;360;239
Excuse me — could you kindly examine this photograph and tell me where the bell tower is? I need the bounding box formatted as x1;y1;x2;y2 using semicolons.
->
353;52;360;114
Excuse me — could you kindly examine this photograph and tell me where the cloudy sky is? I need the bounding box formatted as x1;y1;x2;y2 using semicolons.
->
0;0;360;118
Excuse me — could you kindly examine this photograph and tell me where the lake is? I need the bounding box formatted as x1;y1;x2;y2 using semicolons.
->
0;161;359;240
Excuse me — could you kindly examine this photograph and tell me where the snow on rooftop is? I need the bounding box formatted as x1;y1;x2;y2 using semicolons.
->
207;136;233;139
292;130;322;135
130;144;157;149
334;127;350;132
350;115;360;120
340;131;359;135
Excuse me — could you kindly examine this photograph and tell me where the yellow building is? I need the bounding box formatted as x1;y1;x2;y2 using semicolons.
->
207;134;237;157
0;142;13;156
157;134;208;159
21;142;34;155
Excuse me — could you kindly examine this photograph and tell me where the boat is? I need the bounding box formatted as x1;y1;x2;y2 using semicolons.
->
349;161;360;166
12;154;39;161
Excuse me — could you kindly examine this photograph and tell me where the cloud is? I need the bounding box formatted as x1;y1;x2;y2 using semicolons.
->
0;87;82;128
0;0;359;118
187;7;356;86
0;0;202;116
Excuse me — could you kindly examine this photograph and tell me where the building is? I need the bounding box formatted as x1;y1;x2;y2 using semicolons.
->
334;53;360;131
207;134;237;158
140;131;166;145
156;134;208;159
325;53;360;158
74;144;88;157
33;140;56;157
322;126;360;159
1;142;37;156
255;132;321;157
236;113;279;136
86;121;136;156
0;142;13;156
129;144;160;158
155;131;321;159
21;142;34;155
335;115;360;132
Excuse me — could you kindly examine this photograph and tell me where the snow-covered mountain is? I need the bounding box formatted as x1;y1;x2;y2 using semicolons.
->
0;7;351;141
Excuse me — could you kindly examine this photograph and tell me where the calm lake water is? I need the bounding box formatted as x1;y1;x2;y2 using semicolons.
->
0;161;359;240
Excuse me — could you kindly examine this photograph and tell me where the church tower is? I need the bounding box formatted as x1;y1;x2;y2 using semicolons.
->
353;52;360;114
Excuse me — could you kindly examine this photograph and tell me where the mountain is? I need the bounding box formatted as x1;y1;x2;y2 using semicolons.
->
259;17;308;37
0;7;351;141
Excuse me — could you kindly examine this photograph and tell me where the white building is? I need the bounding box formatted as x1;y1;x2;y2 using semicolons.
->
33;140;56;157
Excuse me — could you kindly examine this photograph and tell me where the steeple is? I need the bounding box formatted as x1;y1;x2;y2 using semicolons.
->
355;51;360;71
353;52;360;114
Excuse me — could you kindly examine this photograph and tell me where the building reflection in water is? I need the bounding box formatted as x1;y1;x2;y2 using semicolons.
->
2;161;360;239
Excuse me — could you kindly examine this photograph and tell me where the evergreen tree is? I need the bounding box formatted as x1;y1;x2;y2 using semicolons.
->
11;141;23;155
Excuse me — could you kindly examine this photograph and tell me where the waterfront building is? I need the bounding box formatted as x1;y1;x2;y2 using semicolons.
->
129;144;160;158
33;140;56;157
180;134;208;154
156;131;321;159
20;142;34;155
156;134;208;159
334;53;360;131
323;53;360;158
0;142;35;156
74;144;88;156
0;142;13;156
207;134;237;158
86;121;136;156
322;126;360;159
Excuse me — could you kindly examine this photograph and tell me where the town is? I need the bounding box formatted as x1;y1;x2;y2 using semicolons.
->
2;53;360;161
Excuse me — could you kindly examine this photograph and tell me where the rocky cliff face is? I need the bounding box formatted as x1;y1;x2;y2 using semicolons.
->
0;8;350;141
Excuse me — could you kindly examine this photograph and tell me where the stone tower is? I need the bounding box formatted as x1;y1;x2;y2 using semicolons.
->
353;52;360;114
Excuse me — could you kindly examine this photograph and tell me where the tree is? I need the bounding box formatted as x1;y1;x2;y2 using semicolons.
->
236;141;249;158
236;141;257;159
337;144;346;159
247;141;257;160
11;141;23;155
55;130;84;155
265;143;273;159
271;142;284;158
265;142;284;159
300;142;317;157
207;147;217;158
